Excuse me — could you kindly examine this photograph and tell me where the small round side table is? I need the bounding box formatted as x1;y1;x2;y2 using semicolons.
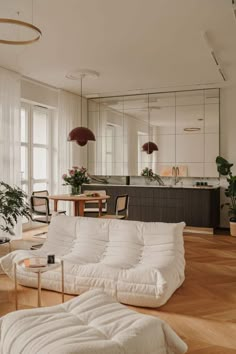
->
0;237;11;253
14;258;64;310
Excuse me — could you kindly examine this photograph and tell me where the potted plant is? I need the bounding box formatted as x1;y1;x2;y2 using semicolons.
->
216;156;236;236
0;181;31;236
141;167;164;186
62;166;90;195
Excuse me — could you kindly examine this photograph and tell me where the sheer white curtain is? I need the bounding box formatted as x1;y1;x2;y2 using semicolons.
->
57;90;87;212
0;67;21;238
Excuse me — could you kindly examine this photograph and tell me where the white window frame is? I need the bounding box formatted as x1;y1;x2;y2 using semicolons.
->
105;124;115;175
20;102;53;229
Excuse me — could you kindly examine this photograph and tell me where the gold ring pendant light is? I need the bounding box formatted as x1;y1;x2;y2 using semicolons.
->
0;0;42;46
0;19;42;45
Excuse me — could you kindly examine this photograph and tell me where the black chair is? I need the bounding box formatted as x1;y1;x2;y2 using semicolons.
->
100;195;129;220
30;190;66;237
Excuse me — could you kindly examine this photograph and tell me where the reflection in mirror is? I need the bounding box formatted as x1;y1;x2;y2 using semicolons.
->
88;89;219;178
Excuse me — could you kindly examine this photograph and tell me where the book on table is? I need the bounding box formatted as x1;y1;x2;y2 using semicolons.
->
23;257;47;268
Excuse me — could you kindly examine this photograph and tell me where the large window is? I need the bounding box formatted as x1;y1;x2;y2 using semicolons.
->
20;103;52;198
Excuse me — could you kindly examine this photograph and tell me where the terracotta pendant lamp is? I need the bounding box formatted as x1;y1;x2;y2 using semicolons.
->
142;141;158;154
68;126;95;146
142;94;158;154
67;70;97;146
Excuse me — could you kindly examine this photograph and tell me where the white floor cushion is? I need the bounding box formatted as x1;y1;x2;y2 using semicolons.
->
0;289;187;354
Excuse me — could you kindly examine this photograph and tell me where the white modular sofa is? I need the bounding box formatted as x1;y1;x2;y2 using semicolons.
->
1;216;186;307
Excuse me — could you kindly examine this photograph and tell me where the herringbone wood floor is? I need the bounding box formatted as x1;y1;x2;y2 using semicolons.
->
1;230;236;353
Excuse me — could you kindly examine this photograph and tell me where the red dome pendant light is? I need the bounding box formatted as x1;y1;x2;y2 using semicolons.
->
68;127;95;146
142;141;158;154
142;94;158;154
67;70;97;146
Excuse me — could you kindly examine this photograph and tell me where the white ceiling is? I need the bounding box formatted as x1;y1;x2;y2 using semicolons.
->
0;0;235;97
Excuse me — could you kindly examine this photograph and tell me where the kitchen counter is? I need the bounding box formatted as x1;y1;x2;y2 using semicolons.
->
82;184;220;229
86;183;220;190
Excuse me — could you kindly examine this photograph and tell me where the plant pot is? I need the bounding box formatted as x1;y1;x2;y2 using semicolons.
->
230;221;236;237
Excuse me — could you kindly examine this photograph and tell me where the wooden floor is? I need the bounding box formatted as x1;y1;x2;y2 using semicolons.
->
1;229;236;353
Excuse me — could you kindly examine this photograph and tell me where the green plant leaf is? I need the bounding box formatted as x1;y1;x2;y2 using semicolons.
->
0;181;31;236
216;156;233;176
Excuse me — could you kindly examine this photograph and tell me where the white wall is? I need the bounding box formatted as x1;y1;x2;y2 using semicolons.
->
220;85;236;227
21;79;58;108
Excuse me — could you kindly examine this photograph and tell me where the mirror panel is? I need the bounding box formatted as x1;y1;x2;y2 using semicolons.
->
184;163;204;177
88;89;220;177
176;105;204;134
176;134;204;163
204;163;218;177
176;90;204;105
205;134;219;163
155;135;175;163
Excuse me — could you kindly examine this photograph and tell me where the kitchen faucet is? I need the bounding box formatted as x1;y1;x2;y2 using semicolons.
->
172;166;181;185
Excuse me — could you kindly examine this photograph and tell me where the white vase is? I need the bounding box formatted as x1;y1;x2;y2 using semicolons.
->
144;178;151;185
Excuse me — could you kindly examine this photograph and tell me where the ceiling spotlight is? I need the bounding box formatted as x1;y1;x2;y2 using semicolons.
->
202;31;226;81
184;127;201;132
66;69;99;80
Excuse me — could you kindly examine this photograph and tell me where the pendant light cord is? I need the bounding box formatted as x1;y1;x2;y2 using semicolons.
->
80;75;83;126
148;94;150;154
32;0;34;24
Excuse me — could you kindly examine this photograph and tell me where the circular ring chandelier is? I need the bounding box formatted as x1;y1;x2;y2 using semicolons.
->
0;18;42;45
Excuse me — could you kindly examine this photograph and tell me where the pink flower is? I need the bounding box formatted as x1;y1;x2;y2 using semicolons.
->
72;166;78;170
69;169;75;176
62;174;67;179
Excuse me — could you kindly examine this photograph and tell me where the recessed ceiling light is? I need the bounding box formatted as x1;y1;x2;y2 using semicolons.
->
150;106;161;110
66;69;99;80
184;127;201;132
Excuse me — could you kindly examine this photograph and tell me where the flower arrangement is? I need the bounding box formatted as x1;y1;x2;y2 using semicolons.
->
62;166;90;195
141;167;164;186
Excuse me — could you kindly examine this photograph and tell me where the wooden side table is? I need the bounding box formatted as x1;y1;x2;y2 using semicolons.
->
14;258;64;309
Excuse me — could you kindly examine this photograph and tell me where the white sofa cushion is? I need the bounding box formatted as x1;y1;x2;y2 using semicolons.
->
0;216;186;307
0;289;188;354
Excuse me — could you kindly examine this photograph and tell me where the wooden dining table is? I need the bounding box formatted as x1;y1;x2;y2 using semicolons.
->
49;194;110;217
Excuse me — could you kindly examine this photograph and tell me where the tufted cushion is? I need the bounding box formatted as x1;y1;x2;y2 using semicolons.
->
0;289;188;354
0;216;186;307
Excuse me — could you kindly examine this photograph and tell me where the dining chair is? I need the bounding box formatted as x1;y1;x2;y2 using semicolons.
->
100;195;129;220
30;190;66;237
83;190;107;216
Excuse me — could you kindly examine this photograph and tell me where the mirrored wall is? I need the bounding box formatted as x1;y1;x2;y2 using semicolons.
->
88;89;219;177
